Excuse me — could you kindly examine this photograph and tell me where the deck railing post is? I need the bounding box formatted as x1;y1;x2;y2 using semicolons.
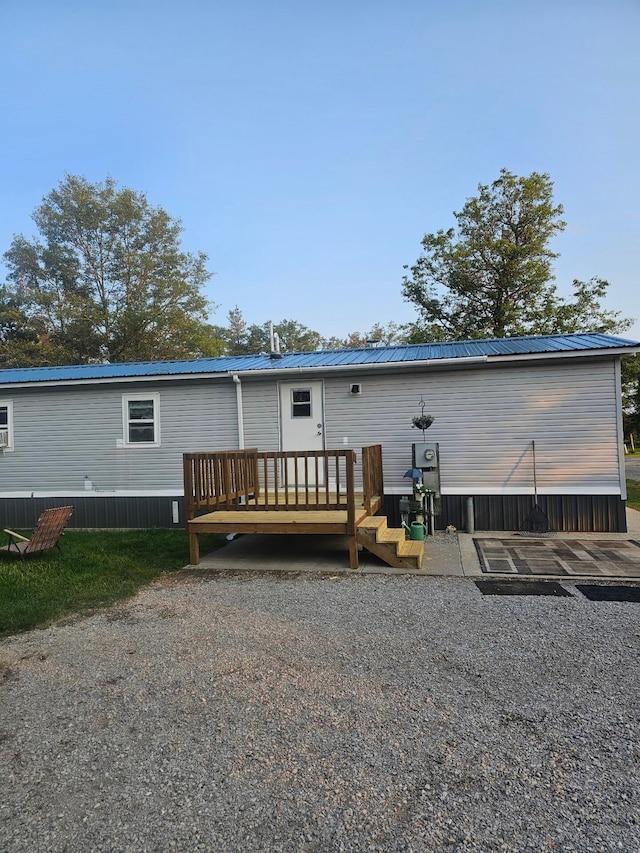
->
183;454;195;526
362;444;383;516
346;449;358;568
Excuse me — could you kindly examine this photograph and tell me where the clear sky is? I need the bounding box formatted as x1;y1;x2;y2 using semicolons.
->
1;0;638;342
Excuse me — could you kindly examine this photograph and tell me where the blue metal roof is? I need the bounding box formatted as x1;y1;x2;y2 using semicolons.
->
0;333;637;386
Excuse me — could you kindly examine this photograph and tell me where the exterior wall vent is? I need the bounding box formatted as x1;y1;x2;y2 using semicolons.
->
350;383;362;395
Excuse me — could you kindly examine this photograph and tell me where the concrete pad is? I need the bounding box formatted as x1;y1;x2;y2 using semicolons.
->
189;522;640;580
458;532;482;576
195;534;358;573
191;531;465;576
626;507;640;534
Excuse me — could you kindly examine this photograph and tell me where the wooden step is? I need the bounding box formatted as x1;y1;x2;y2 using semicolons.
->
398;540;425;559
356;515;424;571
357;515;387;534
377;528;405;545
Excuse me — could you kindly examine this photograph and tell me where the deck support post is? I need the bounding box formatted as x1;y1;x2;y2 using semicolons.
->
348;534;359;569
189;531;200;566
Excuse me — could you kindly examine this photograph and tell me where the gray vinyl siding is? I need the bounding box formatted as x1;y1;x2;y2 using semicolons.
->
0;358;623;500
322;359;622;495
0;379;237;493
241;378;280;450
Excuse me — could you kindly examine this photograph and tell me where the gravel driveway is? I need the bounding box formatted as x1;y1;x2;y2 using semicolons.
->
1;572;639;852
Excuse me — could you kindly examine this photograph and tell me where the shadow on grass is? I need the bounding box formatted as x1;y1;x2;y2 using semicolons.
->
0;529;226;638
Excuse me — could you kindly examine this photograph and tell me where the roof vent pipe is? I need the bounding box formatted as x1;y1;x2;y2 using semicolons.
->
269;323;283;359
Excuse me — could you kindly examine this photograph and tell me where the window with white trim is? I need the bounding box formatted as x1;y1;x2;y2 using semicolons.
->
0;401;13;451
291;388;312;418
122;394;160;446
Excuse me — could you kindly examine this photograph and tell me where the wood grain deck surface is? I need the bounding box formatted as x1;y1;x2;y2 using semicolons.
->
190;509;362;526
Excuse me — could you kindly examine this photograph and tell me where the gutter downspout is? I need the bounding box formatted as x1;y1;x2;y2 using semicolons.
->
614;358;626;505
232;374;244;449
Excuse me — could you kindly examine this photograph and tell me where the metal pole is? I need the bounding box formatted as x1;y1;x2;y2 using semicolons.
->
428;492;435;536
466;496;475;535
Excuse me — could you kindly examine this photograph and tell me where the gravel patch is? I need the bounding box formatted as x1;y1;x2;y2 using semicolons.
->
1;573;639;852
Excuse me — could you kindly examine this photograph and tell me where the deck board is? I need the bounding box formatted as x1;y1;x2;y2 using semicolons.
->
191;509;356;526
189;505;372;535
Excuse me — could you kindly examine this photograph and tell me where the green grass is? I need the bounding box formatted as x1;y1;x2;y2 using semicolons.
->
627;479;640;512
0;529;225;638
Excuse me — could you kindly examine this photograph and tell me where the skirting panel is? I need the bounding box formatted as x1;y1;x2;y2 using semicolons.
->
0;496;185;530
0;493;628;533
384;494;628;533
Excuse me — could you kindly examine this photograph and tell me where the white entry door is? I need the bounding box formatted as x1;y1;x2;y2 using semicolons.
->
279;381;325;484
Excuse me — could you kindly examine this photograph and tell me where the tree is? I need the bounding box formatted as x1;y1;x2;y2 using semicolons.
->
402;169;631;341
224;306;249;354
622;356;640;442
220;309;324;354
2;175;222;365
270;319;322;352
245;318;323;353
322;322;408;349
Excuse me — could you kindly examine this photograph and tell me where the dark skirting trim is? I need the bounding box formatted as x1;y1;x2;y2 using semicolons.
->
0;493;628;533
0;496;185;530
384;493;627;533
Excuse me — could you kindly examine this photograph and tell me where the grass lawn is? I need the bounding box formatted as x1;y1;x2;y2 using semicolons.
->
0;529;225;638
627;479;640;512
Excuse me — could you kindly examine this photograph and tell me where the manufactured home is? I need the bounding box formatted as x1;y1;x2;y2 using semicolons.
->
0;332;637;534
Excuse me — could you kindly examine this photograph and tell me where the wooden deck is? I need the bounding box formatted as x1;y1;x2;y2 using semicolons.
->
186;495;381;568
183;446;423;570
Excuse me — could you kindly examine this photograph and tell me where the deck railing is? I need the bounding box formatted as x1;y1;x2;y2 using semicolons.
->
362;443;384;515
183;445;383;524
183;449;260;517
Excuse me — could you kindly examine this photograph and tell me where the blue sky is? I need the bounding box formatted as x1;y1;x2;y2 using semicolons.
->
1;0;638;341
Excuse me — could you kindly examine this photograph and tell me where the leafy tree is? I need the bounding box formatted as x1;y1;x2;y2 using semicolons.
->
1;289;43;366
622;356;640;442
220;309;323;354
2;175;222;364
245;318;323;353
270;319;322;352
402;169;631;341
322;322;408;349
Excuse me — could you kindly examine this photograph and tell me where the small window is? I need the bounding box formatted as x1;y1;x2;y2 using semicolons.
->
0;401;13;451
291;389;312;418
123;394;160;446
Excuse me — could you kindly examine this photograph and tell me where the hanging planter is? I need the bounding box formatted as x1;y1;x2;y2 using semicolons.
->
411;398;434;438
411;414;434;432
